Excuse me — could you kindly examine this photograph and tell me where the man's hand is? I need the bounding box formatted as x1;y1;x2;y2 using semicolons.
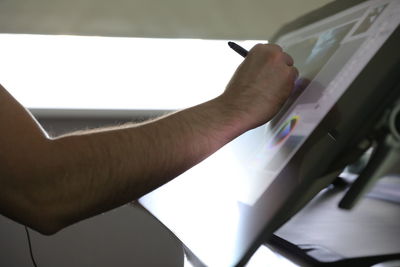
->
218;43;298;130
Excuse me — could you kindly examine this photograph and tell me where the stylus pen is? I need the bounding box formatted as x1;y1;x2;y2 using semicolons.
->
228;41;248;57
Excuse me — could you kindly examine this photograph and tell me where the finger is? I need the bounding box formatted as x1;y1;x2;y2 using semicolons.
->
283;52;294;66
289;66;299;82
293;66;299;79
267;43;283;52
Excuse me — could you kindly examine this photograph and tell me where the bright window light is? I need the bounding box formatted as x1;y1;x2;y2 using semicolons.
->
0;34;265;110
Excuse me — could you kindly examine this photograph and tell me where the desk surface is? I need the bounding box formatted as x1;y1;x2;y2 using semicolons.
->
275;176;400;259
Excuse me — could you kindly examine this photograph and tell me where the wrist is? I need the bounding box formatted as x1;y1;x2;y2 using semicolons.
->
212;93;272;132
206;95;254;138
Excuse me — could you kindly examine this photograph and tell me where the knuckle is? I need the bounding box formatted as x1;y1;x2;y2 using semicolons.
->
269;47;285;61
249;44;290;66
268;44;283;52
249;43;266;56
284;52;294;66
269;52;285;66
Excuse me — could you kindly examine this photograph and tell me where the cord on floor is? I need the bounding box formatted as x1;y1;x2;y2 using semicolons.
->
25;226;38;267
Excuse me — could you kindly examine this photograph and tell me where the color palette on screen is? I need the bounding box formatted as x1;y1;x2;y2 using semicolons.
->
268;115;300;148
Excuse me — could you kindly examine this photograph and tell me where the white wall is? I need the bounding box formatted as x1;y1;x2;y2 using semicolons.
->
0;0;333;40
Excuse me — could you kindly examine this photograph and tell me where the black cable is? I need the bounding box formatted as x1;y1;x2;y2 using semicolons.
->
24;226;38;267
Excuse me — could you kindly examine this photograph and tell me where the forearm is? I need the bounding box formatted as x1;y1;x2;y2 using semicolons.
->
1;43;297;234
41;97;247;233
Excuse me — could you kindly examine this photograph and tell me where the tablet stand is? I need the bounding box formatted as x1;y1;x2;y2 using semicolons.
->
339;102;400;209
